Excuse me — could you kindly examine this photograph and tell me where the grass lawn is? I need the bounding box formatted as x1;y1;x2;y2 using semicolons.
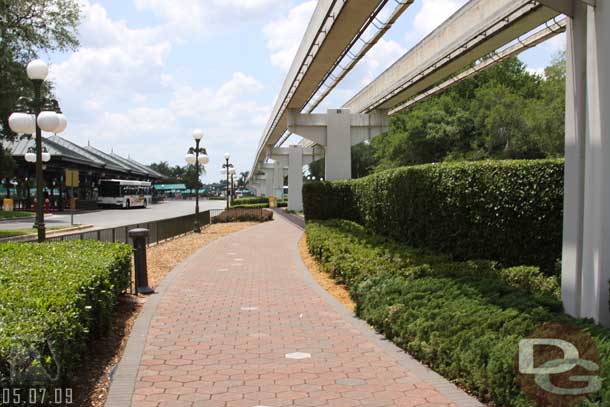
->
0;210;34;220
0;226;72;238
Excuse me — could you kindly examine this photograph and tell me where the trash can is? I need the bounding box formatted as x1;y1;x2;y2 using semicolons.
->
269;196;278;209
2;198;14;212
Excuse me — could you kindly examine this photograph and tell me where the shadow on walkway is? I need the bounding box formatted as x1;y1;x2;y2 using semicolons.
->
273;208;305;229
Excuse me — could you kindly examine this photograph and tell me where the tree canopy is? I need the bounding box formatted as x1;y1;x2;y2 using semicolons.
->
307;55;566;178
0;0;81;180
369;55;566;173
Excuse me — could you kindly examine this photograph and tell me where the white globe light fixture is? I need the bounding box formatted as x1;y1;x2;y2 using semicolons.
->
193;129;203;141
224;152;230;161
229;167;236;175
198;154;209;165
25;151;36;163
185;153;196;165
8;112;36;134
54;113;68;133
37;111;59;132
41;150;51;163
26;59;49;80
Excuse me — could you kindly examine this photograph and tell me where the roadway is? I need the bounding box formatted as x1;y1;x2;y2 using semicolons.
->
0;200;227;230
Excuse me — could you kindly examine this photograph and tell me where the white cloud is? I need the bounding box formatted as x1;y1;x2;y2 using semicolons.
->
408;0;467;45
359;39;406;85
263;1;316;71
134;0;287;38
45;1;273;179
50;0;172;112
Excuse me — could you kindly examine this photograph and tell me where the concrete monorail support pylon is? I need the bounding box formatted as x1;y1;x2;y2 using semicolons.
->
271;146;314;212
288;108;388;181
562;0;610;326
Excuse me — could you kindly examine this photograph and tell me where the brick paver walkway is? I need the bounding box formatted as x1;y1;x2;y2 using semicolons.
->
107;216;482;407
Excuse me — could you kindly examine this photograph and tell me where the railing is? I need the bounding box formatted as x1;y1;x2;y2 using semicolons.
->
18;208;271;246
46;210;212;246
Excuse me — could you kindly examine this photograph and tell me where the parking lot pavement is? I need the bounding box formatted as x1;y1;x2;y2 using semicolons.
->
0;200;226;230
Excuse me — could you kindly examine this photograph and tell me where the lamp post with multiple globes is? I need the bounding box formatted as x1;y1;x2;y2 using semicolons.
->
8;60;68;242
222;153;234;209
184;129;209;233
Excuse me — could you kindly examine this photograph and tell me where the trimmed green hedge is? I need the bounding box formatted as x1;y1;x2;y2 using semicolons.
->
232;197;269;205
306;220;610;407
303;159;564;272
231;203;269;209
0;241;131;385
231;199;288;209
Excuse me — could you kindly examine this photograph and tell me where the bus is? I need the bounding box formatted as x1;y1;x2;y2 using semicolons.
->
98;179;152;209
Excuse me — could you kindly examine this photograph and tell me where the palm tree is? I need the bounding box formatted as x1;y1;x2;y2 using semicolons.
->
237;171;249;189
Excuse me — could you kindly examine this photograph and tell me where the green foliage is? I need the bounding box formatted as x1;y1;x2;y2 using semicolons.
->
237;171;250;190
306;220;610;407
306;220;559;298
0;241;131;383
1;0;81;140
361;56;566;172
0;147;16;181
232;197;269;205
230;203;268;209
0;210;32;219
212;208;273;223
230;197;287;209
303;159;564;272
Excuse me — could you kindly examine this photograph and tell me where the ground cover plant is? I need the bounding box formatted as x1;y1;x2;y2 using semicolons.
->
0;210;34;220
0;241;131;387
305;220;610;407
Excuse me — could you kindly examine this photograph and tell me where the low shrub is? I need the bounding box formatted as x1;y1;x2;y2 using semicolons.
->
303;159;564;272
305;220;610;406
0;241;131;385
231;203;269;209
0;210;34;220
232;196;269;205
212;208;273;223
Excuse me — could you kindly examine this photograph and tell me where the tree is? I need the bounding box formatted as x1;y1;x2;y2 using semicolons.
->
368;56;566;170
237;171;249;189
0;0;81;181
351;142;377;178
149;161;179;182
182;166;202;193
525;52;566;157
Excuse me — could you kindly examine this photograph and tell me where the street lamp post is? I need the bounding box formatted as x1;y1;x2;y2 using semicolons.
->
229;168;236;202
185;129;209;233
9;60;68;242
222;153;234;209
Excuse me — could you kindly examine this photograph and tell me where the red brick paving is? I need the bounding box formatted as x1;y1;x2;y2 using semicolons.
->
118;217;479;407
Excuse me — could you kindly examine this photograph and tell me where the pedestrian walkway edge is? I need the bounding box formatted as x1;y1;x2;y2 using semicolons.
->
105;222;270;407
286;216;484;407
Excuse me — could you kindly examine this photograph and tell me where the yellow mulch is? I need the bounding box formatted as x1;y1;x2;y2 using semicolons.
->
298;234;355;312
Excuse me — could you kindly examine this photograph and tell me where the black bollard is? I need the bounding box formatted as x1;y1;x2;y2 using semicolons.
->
129;228;154;295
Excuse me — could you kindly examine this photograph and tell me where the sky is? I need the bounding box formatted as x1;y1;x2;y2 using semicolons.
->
42;0;566;183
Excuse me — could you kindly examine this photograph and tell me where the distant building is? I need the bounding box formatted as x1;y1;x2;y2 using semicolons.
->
1;135;165;211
